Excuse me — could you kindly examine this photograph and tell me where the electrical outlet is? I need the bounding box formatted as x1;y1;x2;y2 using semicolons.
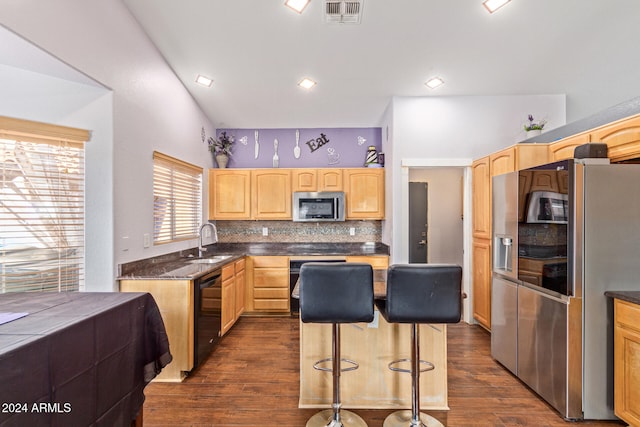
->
143;233;150;248
262;227;269;236
349;227;356;236
121;236;129;252
204;227;211;238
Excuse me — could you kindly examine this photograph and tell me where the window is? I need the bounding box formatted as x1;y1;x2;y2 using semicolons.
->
153;151;202;245
0;116;89;293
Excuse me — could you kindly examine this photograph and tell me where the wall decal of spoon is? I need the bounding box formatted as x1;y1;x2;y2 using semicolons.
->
294;129;301;159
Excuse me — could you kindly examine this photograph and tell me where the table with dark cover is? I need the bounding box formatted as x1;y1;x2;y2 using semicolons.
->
0;292;171;427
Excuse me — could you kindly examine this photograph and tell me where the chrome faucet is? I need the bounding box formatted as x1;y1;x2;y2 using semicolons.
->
198;222;218;258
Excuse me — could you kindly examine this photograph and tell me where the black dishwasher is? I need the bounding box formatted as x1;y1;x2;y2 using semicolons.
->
194;269;222;368
289;259;346;315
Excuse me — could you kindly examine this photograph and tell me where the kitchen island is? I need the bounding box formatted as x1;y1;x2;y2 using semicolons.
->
293;270;449;410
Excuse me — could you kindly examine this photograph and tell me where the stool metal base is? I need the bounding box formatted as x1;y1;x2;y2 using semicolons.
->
306;409;368;427
382;410;444;427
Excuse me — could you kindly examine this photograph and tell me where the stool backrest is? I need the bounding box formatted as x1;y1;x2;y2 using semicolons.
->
299;262;374;324
386;264;462;324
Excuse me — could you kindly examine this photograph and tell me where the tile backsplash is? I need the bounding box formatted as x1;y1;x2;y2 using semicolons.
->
215;220;382;243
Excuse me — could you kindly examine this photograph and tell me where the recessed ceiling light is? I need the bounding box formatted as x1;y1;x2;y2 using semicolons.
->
195;75;213;87
298;78;317;89
425;77;444;89
285;0;310;13
483;0;511;13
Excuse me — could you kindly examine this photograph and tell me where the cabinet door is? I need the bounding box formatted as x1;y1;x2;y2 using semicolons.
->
119;279;193;380
614;299;640;427
235;259;246;317
318;169;343;191
490;147;515;176
221;271;235;336
472;157;491;239
548;133;591;162
221;276;235;335
591;114;640;162
344;168;384;219
251;170;292;219
515;144;549;170
209;169;251;220
292;169;317;192
472;238;491;330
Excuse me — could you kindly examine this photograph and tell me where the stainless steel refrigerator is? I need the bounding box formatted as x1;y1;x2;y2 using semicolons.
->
491;158;640;420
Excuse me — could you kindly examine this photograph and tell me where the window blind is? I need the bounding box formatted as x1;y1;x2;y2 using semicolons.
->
0;116;89;293
153;152;202;245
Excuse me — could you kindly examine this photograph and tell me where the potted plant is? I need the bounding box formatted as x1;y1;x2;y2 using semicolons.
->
524;114;546;138
208;131;234;168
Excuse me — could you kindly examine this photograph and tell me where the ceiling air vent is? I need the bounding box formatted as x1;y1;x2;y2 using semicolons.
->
324;0;363;24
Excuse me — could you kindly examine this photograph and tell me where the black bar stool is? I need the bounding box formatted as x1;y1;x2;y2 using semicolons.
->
299;262;374;427
375;264;462;427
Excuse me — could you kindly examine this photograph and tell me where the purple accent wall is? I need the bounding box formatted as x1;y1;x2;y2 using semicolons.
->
215;128;382;168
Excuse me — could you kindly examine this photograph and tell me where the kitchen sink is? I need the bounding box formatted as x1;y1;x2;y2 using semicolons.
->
189;255;233;264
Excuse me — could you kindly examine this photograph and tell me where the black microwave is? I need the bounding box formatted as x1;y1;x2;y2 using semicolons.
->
292;192;345;222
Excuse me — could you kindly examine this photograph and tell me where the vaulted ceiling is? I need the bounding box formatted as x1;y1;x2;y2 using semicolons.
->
119;1;640;129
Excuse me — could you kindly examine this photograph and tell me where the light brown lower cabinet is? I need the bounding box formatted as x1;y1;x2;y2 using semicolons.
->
119;279;194;382
472;238;491;330
613;298;640;426
245;256;290;313
221;258;246;335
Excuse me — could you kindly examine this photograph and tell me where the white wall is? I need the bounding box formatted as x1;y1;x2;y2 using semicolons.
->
0;0;215;290
388;95;565;263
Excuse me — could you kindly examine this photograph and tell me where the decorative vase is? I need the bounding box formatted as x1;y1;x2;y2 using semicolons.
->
364;145;378;167
526;129;542;139
215;154;229;168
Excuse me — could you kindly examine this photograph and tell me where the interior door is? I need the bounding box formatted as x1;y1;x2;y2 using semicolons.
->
409;182;428;263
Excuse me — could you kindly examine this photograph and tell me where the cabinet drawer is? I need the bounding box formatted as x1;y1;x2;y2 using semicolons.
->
253;299;290;311
252;256;289;268
346;256;388;269
254;288;290;299
616;299;640;332
253;269;289;288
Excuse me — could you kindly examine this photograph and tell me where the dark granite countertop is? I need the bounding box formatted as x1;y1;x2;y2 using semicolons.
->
118;242;390;280
605;291;640;305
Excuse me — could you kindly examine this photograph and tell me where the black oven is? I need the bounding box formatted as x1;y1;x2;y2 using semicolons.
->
194;269;222;368
289;258;346;314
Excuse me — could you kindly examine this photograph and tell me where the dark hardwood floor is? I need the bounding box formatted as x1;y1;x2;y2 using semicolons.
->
142;317;625;427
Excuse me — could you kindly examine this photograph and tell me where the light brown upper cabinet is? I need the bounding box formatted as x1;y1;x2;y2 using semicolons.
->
318;168;343;191
591;114;640;162
515;144;549;170
291;168;343;192
291;169;317;192
209;169;252;220
343;168;385;220
251;169;292;219
548;132;591;162
489;148;515;176
472;156;491;240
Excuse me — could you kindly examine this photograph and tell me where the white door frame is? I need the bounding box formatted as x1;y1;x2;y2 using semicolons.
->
400;158;474;324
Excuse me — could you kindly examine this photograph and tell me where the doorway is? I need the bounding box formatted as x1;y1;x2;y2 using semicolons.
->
408;168;464;267
409;182;428;263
